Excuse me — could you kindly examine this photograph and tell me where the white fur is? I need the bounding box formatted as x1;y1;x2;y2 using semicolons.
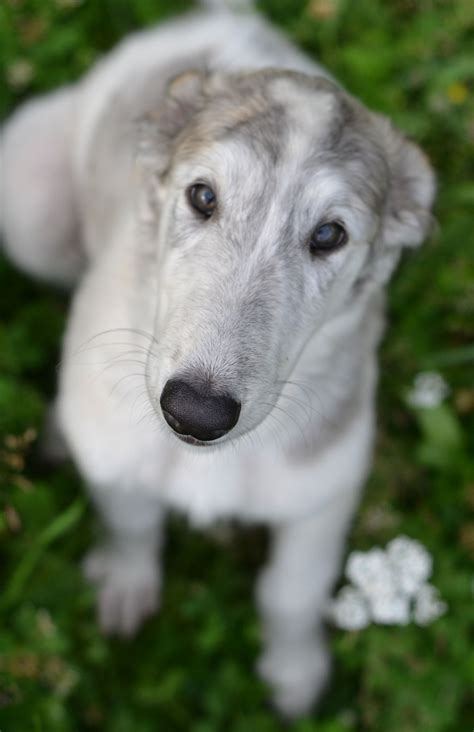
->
0;2;434;718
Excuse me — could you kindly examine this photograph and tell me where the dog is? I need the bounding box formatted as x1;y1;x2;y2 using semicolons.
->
0;0;435;718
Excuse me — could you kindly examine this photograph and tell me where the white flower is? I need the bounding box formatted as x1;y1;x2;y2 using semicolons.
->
346;548;397;598
369;590;411;625
387;535;433;597
329;586;370;631
413;583;447;626
407;371;450;409
331;536;447;629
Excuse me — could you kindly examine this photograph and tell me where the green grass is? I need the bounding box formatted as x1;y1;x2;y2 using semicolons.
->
1;1;473;730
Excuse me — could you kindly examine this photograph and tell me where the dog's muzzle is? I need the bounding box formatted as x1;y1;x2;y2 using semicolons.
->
160;378;241;442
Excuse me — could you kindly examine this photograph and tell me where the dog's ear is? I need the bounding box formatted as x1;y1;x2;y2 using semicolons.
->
135;69;207;173
157;70;207;141
361;116;436;284
134;70;207;224
378;117;436;249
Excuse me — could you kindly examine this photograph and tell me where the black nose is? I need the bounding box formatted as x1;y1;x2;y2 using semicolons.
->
160;378;241;442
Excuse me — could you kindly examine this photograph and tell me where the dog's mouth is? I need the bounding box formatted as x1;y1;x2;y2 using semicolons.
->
173;433;215;447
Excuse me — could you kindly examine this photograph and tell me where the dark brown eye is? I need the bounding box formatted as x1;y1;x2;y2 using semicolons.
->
309;222;347;255
187;183;216;218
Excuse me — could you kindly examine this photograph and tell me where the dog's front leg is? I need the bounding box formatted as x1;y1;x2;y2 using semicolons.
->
83;487;165;637
256;492;358;719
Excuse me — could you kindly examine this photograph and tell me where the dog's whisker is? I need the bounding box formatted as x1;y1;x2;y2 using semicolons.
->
74;328;161;363
276;379;328;421
255;401;301;454
76;342;153;358
129;389;157;425
108;371;146;399
77;354;148;370
266;391;315;426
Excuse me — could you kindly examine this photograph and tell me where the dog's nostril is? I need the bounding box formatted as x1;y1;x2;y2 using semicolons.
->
160;378;241;442
161;409;185;435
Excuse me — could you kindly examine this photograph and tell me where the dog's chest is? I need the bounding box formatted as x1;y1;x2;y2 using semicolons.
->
155;408;372;526
154;445;294;524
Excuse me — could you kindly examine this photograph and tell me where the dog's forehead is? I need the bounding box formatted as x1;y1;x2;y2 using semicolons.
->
173;71;387;223
210;75;386;215
267;76;342;144
197;73;362;173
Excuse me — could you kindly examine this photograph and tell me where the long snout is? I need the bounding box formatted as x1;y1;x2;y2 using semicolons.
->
153;253;291;444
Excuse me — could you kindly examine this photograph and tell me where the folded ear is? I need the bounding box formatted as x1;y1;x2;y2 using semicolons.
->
378;117;436;248
135;69;207;174
134;70;207;224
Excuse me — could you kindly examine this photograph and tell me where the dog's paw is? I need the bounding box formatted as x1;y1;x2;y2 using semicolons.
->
257;641;331;720
83;545;160;637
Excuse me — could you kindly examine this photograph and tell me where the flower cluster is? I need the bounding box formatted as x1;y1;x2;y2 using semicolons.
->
329;536;447;630
406;371;450;409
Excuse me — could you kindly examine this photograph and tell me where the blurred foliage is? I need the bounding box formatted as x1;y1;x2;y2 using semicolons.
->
0;0;473;730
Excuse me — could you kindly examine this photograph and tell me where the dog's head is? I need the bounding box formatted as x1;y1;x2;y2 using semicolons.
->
138;69;434;447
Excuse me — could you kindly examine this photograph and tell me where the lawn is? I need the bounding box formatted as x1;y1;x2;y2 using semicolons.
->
0;1;473;730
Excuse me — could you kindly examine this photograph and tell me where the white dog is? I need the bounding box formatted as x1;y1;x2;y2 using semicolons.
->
0;0;435;718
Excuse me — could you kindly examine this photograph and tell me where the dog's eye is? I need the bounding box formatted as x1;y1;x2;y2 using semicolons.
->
187;184;216;218
309;222;347;255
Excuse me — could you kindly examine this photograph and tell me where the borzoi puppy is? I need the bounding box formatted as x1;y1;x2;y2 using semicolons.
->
1;0;434;717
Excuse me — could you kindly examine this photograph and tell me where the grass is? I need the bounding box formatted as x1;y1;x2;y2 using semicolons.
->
0;0;473;730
